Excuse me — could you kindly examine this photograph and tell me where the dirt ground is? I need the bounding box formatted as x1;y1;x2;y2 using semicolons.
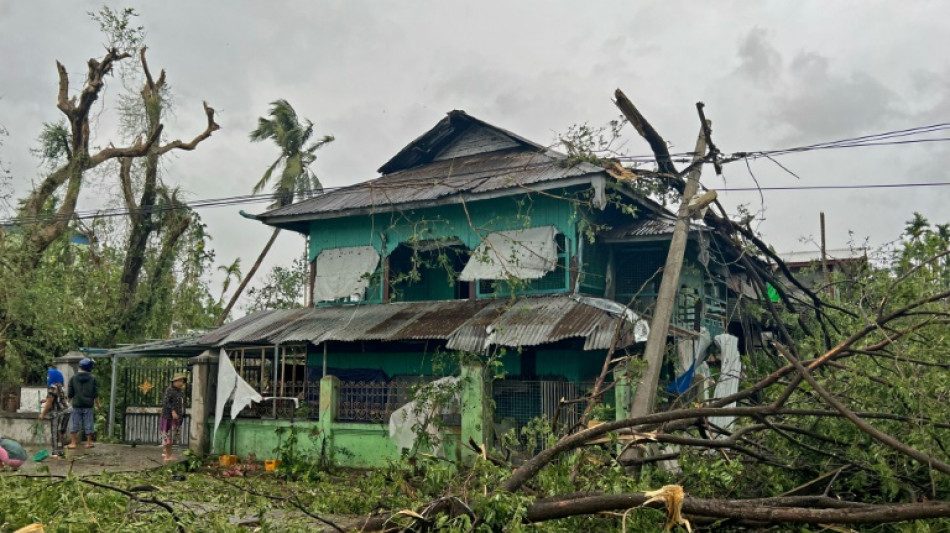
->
15;442;180;476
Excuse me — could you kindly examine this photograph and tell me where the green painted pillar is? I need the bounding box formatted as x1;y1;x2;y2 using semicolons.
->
460;364;489;463
318;375;338;460
614;364;633;422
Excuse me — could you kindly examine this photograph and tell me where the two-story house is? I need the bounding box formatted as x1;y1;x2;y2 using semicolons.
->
189;110;744;465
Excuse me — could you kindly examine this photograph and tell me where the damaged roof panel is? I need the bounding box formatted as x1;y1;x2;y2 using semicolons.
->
195;295;648;352
258;150;604;223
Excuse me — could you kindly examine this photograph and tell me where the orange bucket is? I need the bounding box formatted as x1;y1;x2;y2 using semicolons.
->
264;459;281;471
219;454;238;467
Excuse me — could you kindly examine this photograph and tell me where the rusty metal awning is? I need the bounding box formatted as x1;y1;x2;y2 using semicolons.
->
197;294;649;352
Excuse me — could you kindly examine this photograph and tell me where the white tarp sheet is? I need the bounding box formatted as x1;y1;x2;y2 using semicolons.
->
710;334;741;431
313;246;380;302
212;349;263;444
388;377;460;455
459;226;558;281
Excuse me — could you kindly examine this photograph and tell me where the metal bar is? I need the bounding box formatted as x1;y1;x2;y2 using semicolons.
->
272;344;279;419
108;354;118;438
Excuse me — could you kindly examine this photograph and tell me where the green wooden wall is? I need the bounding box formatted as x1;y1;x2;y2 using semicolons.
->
309;192;581;303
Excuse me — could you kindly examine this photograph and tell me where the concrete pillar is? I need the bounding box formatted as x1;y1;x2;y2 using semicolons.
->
613;363;633;423
54;351;84;387
460;364;489;463
188;351;218;455
317;375;338;458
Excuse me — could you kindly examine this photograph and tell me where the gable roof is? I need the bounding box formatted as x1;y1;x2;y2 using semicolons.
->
256;110;608;228
378;110;549;174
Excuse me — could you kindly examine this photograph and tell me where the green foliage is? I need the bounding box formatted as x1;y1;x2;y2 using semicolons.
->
245;257;307;312
31;120;71;168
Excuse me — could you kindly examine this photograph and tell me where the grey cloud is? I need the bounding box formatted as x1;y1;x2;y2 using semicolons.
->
735;28;782;85
771;52;903;141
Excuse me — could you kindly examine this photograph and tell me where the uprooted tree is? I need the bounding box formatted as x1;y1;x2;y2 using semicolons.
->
347;91;950;531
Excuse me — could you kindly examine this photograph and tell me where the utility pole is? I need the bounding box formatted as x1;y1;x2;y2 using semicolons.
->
613;91;715;424
628;127;707;419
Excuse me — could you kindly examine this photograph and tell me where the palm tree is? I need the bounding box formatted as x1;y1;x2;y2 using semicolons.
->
217;258;243;305
216;100;333;325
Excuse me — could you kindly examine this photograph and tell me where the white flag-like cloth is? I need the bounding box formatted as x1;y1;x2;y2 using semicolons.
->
313;246;380;302
459;226;559;281
710;334;741;431
388;377;460;456
212;349;263;444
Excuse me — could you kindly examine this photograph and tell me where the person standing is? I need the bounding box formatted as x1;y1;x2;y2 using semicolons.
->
160;373;187;462
67;358;99;449
39;363;70;456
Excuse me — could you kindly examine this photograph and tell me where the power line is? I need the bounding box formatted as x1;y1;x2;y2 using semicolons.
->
718;181;950;192
5;121;950;225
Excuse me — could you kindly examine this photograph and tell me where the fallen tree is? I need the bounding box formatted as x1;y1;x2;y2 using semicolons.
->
349;91;950;531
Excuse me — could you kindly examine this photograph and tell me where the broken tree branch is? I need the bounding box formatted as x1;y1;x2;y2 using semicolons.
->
772;341;950;475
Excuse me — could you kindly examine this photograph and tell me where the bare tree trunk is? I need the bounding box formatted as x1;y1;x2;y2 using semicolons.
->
112;48;218;341
216;228;281;326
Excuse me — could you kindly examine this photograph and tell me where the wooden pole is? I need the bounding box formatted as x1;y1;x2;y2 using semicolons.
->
628;124;708;420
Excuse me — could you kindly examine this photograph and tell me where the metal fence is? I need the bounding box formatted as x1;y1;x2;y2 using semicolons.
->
338;377;434;423
122;364;190;444
124;408;190;445
492;380;596;441
235;396;318;420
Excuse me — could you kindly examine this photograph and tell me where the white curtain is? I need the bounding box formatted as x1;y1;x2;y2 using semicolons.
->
710;334;741;431
459;226;558;281
313;246;380;302
212;349;263;444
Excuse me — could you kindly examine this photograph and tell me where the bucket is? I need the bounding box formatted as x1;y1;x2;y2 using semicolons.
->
219;454;238;467
264;459;281;472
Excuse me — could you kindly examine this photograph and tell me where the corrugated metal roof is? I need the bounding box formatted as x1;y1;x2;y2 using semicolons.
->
601;214;706;242
378;110;548;174
259;149;603;222
106;337;207;358
196;295;648;352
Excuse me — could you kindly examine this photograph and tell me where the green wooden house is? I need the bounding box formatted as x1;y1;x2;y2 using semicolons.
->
193;111;742;465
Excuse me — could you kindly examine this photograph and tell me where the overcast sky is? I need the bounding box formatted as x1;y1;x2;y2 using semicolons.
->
2;1;950;316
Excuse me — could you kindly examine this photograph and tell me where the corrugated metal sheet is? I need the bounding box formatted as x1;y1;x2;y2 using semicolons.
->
378;110;550;174
196;295;648;352
259;150;603;221
601;215;706;241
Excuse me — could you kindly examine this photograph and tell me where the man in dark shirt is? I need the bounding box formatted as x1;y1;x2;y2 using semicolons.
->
67;358;100;449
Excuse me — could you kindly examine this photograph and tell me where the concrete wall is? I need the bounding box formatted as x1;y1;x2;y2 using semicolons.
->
0;413;46;444
210;419;460;469
18;387;47;413
205;372;465;468
195;361;617;468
